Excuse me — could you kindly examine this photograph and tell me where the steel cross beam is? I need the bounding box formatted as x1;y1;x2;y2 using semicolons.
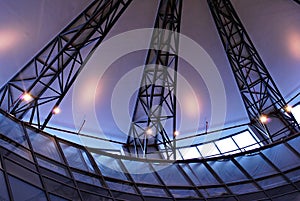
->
0;0;132;129
208;0;299;143
126;0;182;159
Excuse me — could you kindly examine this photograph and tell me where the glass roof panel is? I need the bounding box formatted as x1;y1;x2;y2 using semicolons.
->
8;175;47;201
106;181;136;194
152;163;190;186
28;129;63;162
0;113;28;148
169;189;198;198
288;137;300;154
182;163;219;185
232;130;260;151
138;187;168;197
59;142;94;173
121;159;160;184
229;183;259;194
262;143;299;171
209;160;248;183
257;175;288;190
92;154;129;181
0;171;10;201
215;137;239;154
236;154;277;179
201;187;228;198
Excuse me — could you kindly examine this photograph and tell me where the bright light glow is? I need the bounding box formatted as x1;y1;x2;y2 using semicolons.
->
174;130;180;136
259;114;268;124
232;130;261;151
181;92;200;118
21;93;33;102
287;29;300;60
291;105;300;124
215;138;239;154
180;147;200;159
0;29;20;53
52;107;61;115
285;105;293;113
146;128;153;135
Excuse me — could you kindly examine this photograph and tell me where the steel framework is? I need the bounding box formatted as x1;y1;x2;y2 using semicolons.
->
125;0;182;159
208;0;299;143
0;0;132;129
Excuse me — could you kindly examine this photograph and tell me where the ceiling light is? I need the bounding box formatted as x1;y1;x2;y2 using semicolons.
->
52;107;61;115
259;114;268;124
21;93;33;102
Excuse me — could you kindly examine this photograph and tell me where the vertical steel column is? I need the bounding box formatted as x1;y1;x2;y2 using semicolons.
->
207;0;299;143
0;0;132;129
126;0;182;159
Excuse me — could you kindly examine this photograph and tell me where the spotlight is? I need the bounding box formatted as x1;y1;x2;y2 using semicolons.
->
285;105;293;113
259;114;268;124
52;107;61;114
146;128;153;135
21;93;33;102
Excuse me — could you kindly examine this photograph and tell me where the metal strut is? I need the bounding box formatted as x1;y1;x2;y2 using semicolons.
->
126;0;182;159
0;0;132;129
208;0;299;143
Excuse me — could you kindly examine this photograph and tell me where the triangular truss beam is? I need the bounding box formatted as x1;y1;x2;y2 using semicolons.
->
208;0;299;143
126;0;183;159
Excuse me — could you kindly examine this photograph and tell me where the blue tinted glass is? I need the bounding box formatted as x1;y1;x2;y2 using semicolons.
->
229;183;258;194
170;189;198;198
93;154;128;181
59;142;94;173
262;143;299;171
236;154;277;178
8;175;47;201
139;187;167;197
122;160;160;184
49;194;70;201
36;157;69;176
182;163;219;185
106;181;136;193
28;129;63;162
258;175;287;190
0;114;28;147
201;187;227;197
5;159;42;187
0;138;32;161
288;137;300;154
152;163;189;186
209;160;247;183
72;171;101;186
0;171;10;201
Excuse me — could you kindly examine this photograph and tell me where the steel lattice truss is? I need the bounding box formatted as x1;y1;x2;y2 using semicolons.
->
0;0;132;129
208;0;300;142
126;0;182;159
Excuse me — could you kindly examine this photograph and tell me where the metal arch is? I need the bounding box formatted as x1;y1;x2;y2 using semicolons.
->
207;0;300;143
0;0;132;129
125;0;183;159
